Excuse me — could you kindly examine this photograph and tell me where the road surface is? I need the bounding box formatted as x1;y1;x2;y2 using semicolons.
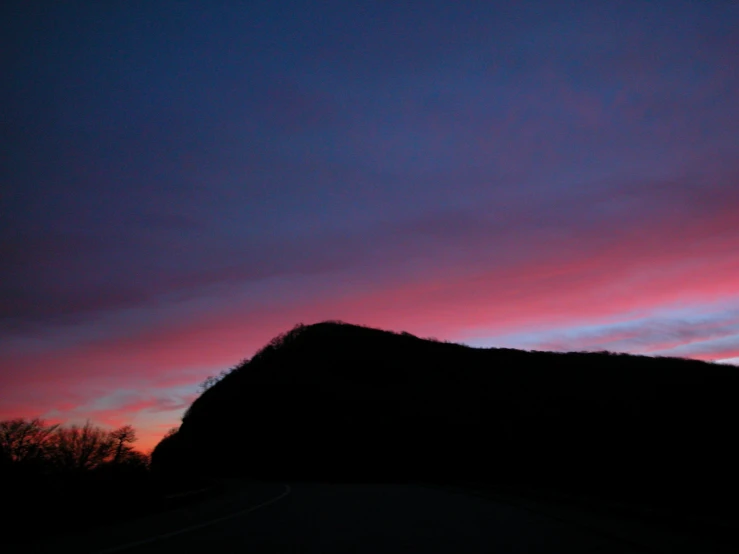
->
20;481;735;553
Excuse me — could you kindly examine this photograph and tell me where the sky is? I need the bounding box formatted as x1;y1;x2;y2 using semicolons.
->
2;0;738;451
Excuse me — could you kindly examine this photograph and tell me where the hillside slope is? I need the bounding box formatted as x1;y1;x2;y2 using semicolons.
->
152;321;739;514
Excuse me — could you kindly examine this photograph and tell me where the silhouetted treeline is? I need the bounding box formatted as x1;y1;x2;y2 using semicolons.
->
1;419;152;541
152;321;739;520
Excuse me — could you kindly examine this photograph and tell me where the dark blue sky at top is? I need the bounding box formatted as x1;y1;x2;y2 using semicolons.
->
2;0;738;337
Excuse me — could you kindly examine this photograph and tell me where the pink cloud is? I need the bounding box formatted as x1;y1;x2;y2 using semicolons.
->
2;176;738;449
6;203;736;383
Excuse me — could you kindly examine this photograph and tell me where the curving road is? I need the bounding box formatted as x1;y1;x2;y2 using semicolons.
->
22;481;735;553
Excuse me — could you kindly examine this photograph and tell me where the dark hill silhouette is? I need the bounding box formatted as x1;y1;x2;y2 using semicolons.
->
152;321;739;516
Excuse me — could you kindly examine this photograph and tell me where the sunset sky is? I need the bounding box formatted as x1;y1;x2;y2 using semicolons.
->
2;1;738;451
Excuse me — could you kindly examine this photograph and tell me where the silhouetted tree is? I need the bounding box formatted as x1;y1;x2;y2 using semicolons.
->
0;418;58;465
110;425;137;463
1;418;156;544
48;421;115;471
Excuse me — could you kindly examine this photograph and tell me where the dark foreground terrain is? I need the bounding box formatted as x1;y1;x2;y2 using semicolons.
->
72;320;732;553
154;321;739;522
14;480;737;554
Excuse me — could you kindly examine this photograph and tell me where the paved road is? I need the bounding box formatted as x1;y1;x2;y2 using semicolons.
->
21;481;734;553
107;483;650;554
